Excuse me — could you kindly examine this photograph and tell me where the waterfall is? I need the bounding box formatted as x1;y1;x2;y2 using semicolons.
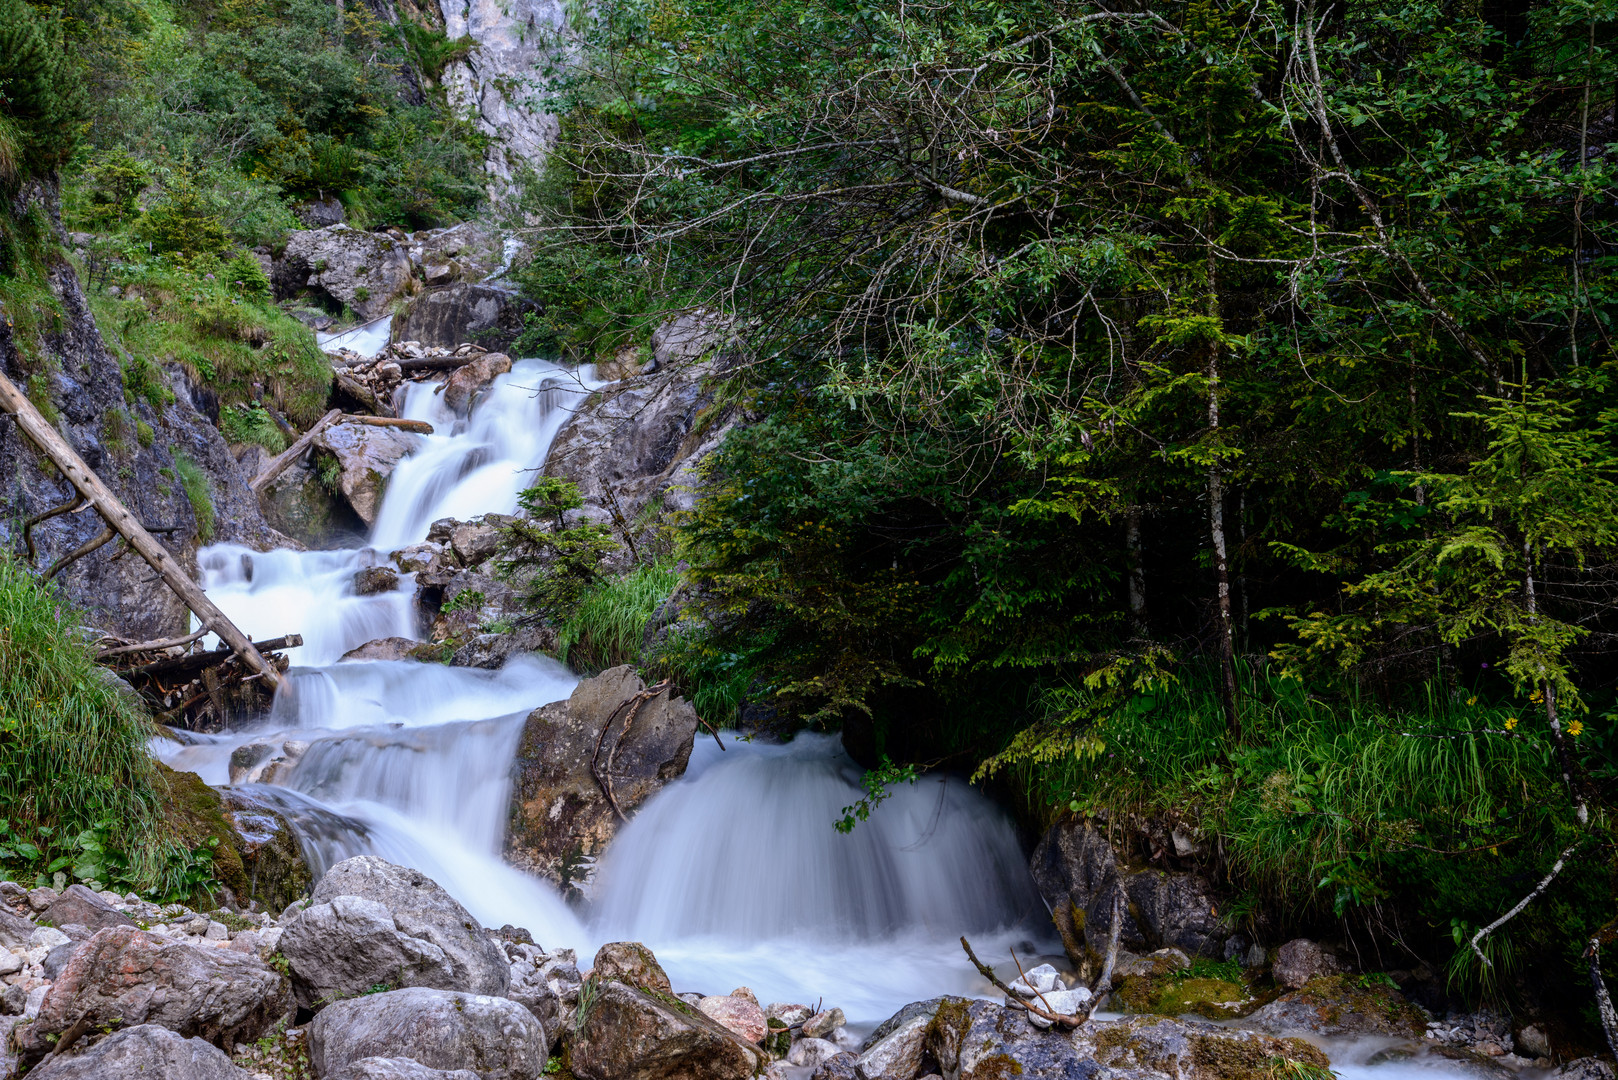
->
160;351;1053;1025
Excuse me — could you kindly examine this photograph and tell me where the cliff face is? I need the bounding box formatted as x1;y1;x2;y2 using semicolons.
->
0;180;281;642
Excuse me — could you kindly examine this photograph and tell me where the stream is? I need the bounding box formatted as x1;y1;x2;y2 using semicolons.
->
156;356;1051;1024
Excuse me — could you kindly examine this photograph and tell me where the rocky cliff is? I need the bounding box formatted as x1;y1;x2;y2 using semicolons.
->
0;180;283;641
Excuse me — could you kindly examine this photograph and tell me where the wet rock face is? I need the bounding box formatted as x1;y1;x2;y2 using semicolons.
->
506;667;700;888
570;979;766;1080
12;925;293;1067
24;1023;253;1080
160;764;313;913
1029;818;1227;958
257;454;369;549
1270;939;1342;990
442;352;512;415
308;987;547;1080
390;283;536;352
926;998;1095;1080
277;225;414;321
0;184;282;640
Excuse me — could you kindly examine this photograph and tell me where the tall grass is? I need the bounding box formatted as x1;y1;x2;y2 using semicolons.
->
0;554;175;890
558;561;680;673
1017;665;1598;980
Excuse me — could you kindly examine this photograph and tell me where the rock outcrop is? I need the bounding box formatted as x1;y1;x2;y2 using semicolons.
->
571;979;765;1080
308;987;548;1080
506;667;700;888
1245;974;1427;1038
442;351;512;414
277;225;415;321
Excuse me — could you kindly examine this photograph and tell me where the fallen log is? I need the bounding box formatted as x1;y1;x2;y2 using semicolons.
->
334;371;393;418
250;408;341;494
396;355;474;373
129;634;303;681
96;627;209;660
0;370;284;693
338;414;433;434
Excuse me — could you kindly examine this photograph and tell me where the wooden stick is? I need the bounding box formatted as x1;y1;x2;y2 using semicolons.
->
97;627;209;659
397;355;477;373
0;370;282;692
131;634;302;681
22;491;86;562
338;414;433;434
250;408;341;493
44;524;115;580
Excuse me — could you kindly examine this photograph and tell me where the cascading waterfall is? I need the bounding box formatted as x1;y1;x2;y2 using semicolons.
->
157;350;1052;1024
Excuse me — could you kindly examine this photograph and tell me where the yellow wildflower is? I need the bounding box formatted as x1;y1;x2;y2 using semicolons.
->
1568;720;1584;737
1504;717;1518;730
1467;696;1477;706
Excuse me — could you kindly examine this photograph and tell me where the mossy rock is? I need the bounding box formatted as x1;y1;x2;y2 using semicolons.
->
1077;1014;1332;1080
1115;973;1273;1020
159;763;312;912
1245;973;1427;1038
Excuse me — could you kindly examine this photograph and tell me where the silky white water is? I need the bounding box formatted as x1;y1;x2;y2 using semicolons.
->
158;351;1049;1023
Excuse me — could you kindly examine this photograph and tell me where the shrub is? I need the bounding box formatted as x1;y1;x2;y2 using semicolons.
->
173;452;215;541
220;403;287;453
0;0;87;182
559;561;679;672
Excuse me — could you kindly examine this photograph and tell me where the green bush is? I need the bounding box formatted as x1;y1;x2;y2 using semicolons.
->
137;163;230;257
0;555;191;895
559;561;679;672
0;0;87;183
173;451;216;541
220;403;287;453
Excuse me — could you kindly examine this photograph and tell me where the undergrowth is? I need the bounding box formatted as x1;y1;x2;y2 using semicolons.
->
0;555;215;898
559;560;678;672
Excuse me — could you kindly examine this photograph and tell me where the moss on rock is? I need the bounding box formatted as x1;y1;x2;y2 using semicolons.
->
158;762;312;912
1115;973;1273;1020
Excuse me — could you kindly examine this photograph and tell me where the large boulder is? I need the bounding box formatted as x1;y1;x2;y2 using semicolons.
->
409;222;509;285
591;941;673;994
313;421;423;527
26;1024;252;1080
1030;818;1226;958
442;352;512;415
39;884;136;934
1270;939;1342;989
506;667;700;886
12;926;292;1065
278;225;414;321
257;453;369;548
1244;974;1426;1038
280;895;467;1009
160;765;313;913
571;978;766;1080
858;999;945;1080
1069;1014;1332;1080
390;283;537;352
294;857;510;1001
308;987;547;1080
925;998;1092;1080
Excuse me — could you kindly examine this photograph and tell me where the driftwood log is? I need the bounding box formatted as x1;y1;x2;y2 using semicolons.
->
250;408;341;493
0;370;283;692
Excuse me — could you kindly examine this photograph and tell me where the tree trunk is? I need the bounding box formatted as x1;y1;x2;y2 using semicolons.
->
1125;507;1148;637
1208;344;1239;734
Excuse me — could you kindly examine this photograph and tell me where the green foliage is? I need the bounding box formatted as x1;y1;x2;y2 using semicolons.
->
220;403;287;453
0;554;207;897
0;0;88;183
136;161;230;258
397;22;474;82
226;249;271;299
173;451;215;541
499;479;621;623
834;756;918;833
79;147;150;228
558;560;679;671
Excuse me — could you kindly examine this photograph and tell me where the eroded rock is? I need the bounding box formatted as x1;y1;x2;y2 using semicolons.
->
571;978;765;1080
328;1060;482;1080
441;352;512;415
279;225;414;321
1271;939;1342;990
506;668;700;886
592;941;673;995
25;1023;253;1080
314;422;422;527
1245;974;1425;1038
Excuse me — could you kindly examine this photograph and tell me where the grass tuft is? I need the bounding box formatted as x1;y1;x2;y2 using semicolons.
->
558;561;679;673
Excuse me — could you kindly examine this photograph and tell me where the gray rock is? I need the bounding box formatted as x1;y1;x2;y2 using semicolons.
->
313;422;422;527
792;1038;844;1070
280;894;460;1009
355;565;401;595
1020;989;1091;1030
309;988;547;1080
42;940;80;980
804;1007;846;1038
12;925;292;1067
1244;976;1424;1038
1271;939;1342;989
25;1023;252;1080
0;905;34;948
449;520;502;565
258;455;367;549
926;998;1094;1080
857;1001;939;1080
442;353;512;416
651;310;731;366
307;858;509;997
278;225;413;321
1553;1060;1616;1080
506;669;700;885
389;283;537;352
27;887;58;912
391;542;451;575
571;978;765;1080
1029;818;1227;958
591;941;673;994
341;637;423;662
296;198;346;228
327;1057;481;1080
1515;1024;1550;1058
815;1053;862;1080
